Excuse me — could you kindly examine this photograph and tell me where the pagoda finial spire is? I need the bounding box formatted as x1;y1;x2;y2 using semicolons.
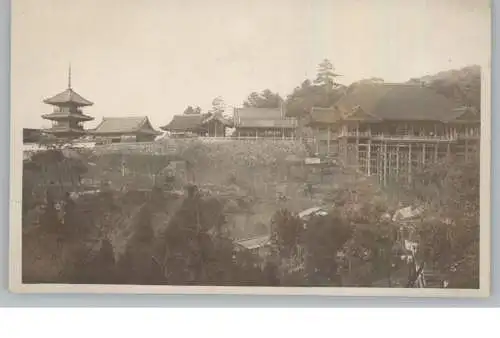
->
68;63;72;89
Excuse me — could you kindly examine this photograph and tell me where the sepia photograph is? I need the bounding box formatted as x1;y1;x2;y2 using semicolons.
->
9;0;491;296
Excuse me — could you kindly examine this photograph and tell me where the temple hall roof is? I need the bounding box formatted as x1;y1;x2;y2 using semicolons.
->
233;107;297;129
91;116;161;135
334;83;463;122
160;115;206;132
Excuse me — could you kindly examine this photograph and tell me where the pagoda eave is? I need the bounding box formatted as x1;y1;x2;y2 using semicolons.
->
43;99;94;107
43;128;88;135
42;113;94;122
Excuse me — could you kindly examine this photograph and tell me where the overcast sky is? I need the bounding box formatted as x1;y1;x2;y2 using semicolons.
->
12;0;490;129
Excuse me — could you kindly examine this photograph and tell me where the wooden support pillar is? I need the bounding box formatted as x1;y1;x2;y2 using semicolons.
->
422;144;426;166
447;142;451;158
316;127;320;155
356;142;360;166
408;143;412;184
327;127;331;155
121;153;125;177
465;139;469;162
385;144;393;182
367;140;372;176
434;143;438;162
343;140;347;164
378;146;383;185
383;142;387;186
396;145;400;176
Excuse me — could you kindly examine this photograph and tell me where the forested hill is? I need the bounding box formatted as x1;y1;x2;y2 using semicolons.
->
407;65;481;111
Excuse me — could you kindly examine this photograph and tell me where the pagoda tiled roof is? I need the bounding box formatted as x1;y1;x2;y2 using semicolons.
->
42;111;94;122
43;88;94;107
43;126;87;135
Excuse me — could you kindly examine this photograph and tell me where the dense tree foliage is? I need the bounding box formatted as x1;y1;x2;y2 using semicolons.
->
243;89;283;109
409;65;481;110
303;213;352;285
409;159;480;288
210;96;226;115
285;80;346;117
314;59;342;88
183;105;202;115
270;209;303;260
285;59;346;117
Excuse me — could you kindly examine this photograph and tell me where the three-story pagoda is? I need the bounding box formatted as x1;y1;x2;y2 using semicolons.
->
41;66;94;139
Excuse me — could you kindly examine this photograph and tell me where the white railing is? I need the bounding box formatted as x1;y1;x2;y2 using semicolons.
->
230;136;297;140
371;135;457;141
457;133;480;139
338;131;371;137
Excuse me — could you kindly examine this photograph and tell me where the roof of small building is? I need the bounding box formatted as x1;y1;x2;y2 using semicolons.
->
235;107;284;120
43;88;94;107
233;107;297;129
92;116;161;135
161;113;233;132
237;119;297;128
392;205;425;222
333;83;469;122
234;235;271;250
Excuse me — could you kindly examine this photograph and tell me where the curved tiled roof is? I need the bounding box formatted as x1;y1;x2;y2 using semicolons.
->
334;83;461;121
43;88;94;107
160;113;233;131
160;115;206;132
234;107;284;120
92;116;160;135
42;111;94;122
233;107;297;128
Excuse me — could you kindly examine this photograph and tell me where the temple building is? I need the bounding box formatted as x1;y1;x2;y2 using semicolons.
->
306;83;480;185
91;116;161;143
41;67;94;139
233;107;297;139
160;113;233;137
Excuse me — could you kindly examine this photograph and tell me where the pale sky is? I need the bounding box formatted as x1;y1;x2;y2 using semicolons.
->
12;0;490;129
